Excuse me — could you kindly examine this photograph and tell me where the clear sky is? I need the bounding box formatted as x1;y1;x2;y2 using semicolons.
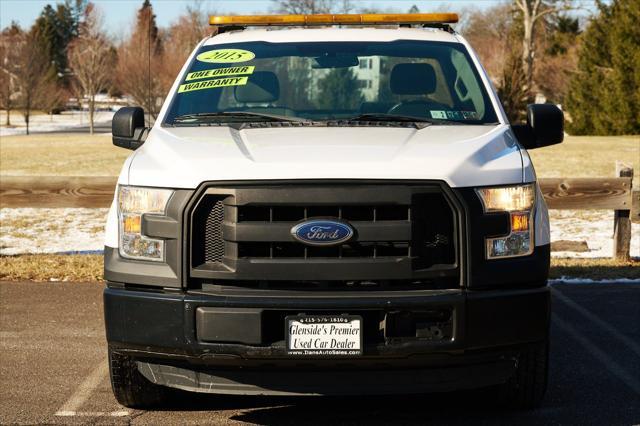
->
1;0;511;34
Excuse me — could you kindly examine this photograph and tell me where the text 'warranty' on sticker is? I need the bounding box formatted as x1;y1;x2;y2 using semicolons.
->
178;76;248;93
185;66;255;82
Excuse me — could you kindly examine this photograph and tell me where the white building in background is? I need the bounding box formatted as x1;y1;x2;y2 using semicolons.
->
354;56;381;101
305;56;382;103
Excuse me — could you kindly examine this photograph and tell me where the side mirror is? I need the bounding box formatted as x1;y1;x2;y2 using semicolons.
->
512;104;564;149
112;106;149;150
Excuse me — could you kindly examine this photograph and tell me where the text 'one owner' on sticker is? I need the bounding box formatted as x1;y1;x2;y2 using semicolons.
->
196;49;255;63
185;66;255;82
178;76;248;93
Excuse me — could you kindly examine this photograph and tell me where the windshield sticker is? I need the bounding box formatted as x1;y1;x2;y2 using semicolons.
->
185;66;255;82
196;49;255;63
431;110;480;120
178;76;248;93
446;111;463;120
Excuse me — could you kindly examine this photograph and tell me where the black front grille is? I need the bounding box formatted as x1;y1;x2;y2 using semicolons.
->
238;205;410;222
237;242;411;259
189;184;460;286
203;199;225;263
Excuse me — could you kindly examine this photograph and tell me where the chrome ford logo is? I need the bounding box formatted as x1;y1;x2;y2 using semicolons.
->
291;219;354;246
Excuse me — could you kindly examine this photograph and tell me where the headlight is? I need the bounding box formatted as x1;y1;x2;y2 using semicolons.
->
118;186;173;261
476;184;535;259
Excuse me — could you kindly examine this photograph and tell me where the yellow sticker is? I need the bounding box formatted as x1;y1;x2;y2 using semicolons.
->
196;49;255;63
178;76;248;93
185;66;255;82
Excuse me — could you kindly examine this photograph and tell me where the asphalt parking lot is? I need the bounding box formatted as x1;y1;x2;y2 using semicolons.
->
1;281;638;425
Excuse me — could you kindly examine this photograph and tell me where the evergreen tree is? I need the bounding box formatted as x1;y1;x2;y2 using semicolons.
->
133;0;162;53
566;0;640;135
316;67;364;111
498;53;528;122
30;3;77;84
65;0;89;35
545;15;580;56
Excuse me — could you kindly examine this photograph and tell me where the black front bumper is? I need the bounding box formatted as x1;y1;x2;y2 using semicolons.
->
104;284;549;394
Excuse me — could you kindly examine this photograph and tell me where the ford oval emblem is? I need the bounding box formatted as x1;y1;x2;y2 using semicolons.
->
291;219;354;246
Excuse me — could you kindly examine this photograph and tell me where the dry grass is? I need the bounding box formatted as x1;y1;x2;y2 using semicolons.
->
1;133;637;182
550;258;640;280
529;135;640;187
0;254;103;282
0;254;637;282
0;133;129;176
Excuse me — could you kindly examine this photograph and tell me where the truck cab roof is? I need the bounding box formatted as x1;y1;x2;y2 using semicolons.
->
205;27;463;45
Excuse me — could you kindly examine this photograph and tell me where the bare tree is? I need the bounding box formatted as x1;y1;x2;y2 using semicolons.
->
0;23;23;126
160;2;210;92
461;4;515;85
12;32;49;135
273;0;354;14
39;79;68;119
67;3;114;134
514;0;572;94
0;72;10;126
116;0;164;120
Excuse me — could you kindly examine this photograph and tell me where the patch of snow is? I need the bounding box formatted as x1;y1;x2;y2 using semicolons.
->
0;208;108;255
0;208;637;258
549;210;639;258
0;111;114;136
550;277;640;285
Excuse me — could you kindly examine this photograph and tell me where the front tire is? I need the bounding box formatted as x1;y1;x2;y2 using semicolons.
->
108;348;171;409
497;340;549;409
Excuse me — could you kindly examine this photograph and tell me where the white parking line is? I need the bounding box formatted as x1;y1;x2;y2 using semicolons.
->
551;286;640;358
54;360;128;418
552;314;640;396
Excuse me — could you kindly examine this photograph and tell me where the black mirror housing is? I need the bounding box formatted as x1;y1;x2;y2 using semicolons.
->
512;104;564;150
112;106;149;150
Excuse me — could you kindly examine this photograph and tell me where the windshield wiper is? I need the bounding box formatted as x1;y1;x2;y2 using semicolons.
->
173;111;310;124
319;113;450;129
343;113;464;126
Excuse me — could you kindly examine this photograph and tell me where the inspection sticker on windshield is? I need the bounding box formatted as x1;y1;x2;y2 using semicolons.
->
286;315;362;357
196;49;255;63
431;110;480;120
178;76;248;93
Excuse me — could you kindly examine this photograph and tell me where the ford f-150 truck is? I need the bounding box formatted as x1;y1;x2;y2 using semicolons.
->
104;13;564;409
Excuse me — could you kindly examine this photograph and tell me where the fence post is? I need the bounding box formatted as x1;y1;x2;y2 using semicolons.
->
613;162;633;261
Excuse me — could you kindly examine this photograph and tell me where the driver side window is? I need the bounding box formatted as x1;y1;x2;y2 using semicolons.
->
450;49;486;118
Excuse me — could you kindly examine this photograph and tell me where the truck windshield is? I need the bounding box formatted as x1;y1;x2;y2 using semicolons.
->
164;40;499;126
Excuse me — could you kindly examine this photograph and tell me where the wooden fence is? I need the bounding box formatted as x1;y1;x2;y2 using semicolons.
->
1;165;636;260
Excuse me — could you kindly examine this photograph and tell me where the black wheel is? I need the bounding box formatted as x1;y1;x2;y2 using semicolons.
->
497;340;549;410
108;348;171;409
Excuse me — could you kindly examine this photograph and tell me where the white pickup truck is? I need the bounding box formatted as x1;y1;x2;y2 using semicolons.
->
104;13;563;409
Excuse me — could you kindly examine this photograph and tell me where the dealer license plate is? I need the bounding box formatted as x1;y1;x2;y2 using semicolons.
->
286;315;363;356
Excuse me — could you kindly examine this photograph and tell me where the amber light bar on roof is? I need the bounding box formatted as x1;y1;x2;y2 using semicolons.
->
209;13;459;27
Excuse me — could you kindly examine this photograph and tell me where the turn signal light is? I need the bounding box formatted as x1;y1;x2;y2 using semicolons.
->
210;13;459;27
510;212;530;232
122;214;141;234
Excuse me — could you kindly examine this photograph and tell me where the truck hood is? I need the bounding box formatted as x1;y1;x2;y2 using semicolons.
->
125;124;525;188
